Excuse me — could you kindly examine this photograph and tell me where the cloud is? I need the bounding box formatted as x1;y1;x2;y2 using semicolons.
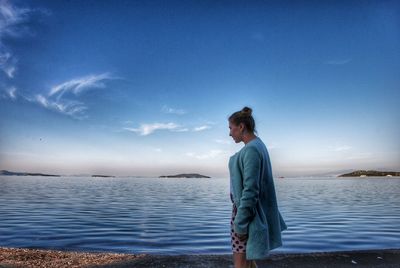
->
0;0;49;79
344;152;373;160
330;145;352;152
193;125;211;132
0;0;113;121
6;86;16;99
124;122;182;136
49;73;114;100
4;64;14;77
161;105;186;115
325;59;352;65
172;128;189;132
185;150;224;160
0;0;31;38
34;94;88;119
0;2;93;121
25;72;116;119
35;94;48;107
0;49;16;78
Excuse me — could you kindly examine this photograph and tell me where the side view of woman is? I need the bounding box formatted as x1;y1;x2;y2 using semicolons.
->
228;107;287;268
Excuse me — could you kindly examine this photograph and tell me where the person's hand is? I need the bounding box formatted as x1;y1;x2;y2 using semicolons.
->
237;233;248;242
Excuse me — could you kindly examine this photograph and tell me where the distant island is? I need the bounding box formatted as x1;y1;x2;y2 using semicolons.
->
92;175;115;178
0;170;60;177
338;170;400;177
159;173;211;178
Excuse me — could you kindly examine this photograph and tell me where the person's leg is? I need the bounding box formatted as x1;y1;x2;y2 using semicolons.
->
233;253;257;268
231;203;258;268
233;252;247;268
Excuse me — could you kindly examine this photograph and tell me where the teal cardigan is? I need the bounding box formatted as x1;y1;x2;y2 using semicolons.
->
229;137;287;260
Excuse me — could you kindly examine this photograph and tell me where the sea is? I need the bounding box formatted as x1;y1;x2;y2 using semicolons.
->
0;176;399;255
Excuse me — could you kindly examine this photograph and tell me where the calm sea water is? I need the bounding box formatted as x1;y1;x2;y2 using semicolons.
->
0;176;399;255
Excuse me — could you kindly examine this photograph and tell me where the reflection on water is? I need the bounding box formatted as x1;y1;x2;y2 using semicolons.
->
0;176;399;254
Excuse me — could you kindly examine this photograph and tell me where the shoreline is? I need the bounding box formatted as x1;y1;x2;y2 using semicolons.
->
1;247;399;267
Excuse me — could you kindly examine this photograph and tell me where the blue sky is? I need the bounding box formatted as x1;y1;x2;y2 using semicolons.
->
0;0;399;177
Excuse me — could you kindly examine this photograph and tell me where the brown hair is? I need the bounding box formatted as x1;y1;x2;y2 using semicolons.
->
229;106;257;134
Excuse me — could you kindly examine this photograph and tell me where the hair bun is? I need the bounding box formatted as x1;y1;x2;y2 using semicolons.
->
241;106;252;116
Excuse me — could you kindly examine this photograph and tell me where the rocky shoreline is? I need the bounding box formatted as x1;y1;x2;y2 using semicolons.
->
1;247;399;267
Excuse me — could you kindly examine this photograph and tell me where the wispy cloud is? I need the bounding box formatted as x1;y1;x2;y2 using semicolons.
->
6;86;16;99
0;0;49;79
0;50;16;78
0;2;112;120
0;0;31;38
333;145;352;152
215;139;232;145
0;0;26;79
0;3;111;121
325;58;352;65
124;122;182;136
173;128;189;132
49;73;114;100
186;150;224;160
344;152;373;160
27;72;116;119
193;125;211;132
329;145;352;152
161;105;186;115
35;94;48;107
34;94;88;119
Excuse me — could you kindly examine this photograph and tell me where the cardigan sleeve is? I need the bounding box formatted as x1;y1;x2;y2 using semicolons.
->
233;146;261;234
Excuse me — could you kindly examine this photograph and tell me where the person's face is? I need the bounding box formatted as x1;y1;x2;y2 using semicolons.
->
229;121;244;143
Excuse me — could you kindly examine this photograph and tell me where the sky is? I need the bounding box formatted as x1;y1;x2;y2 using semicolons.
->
0;0;399;177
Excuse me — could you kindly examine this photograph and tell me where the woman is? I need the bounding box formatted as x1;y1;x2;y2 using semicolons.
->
228;107;287;268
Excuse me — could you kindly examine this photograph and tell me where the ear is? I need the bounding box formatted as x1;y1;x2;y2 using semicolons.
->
239;123;245;131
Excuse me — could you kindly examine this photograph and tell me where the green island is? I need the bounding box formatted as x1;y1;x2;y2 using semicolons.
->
159;173;211;178
338;170;400;177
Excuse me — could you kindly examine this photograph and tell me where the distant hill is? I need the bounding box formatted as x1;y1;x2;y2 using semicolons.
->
338;170;400;177
92;174;115;178
307;169;356;177
0;170;60;177
159;173;211;178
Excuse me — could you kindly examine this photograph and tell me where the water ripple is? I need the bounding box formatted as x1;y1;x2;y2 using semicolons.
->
0;176;399;254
